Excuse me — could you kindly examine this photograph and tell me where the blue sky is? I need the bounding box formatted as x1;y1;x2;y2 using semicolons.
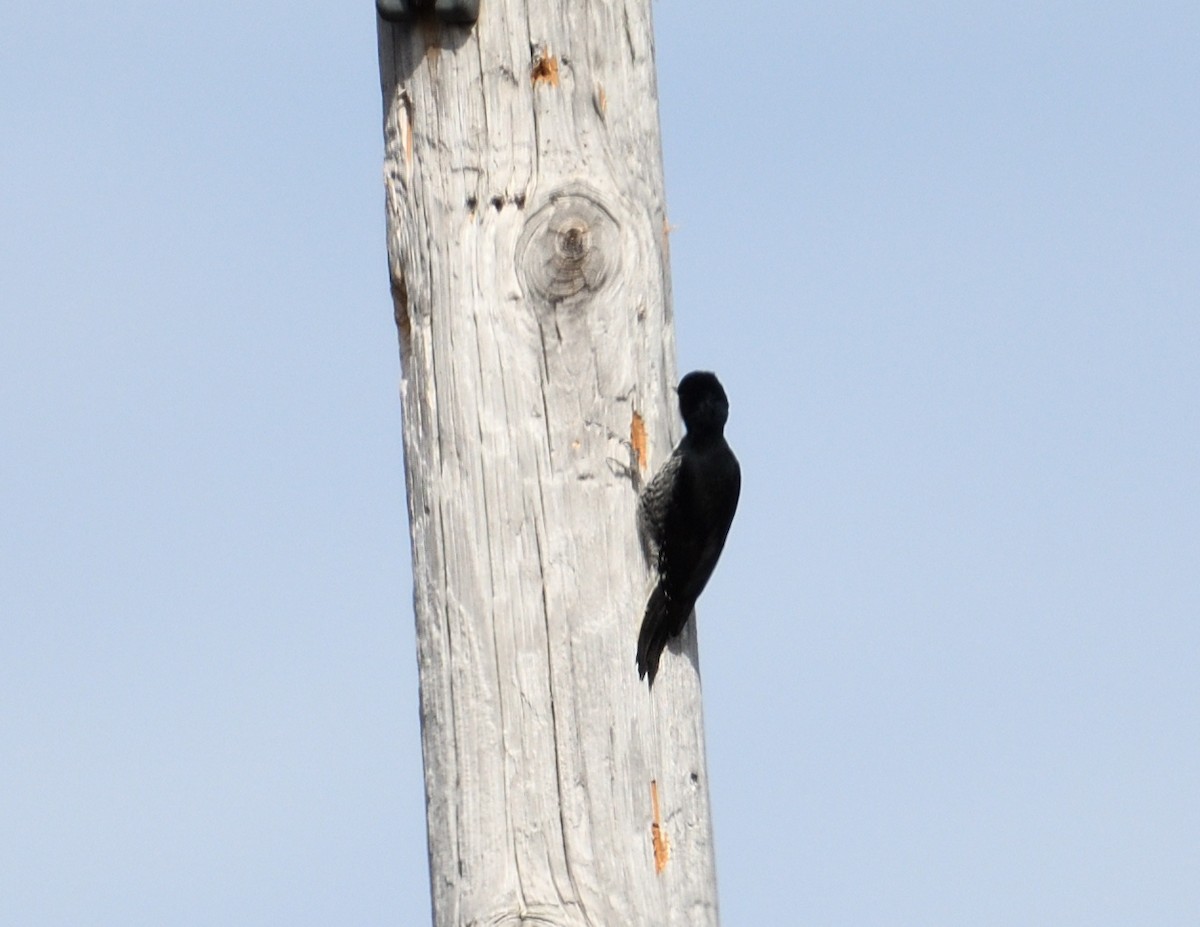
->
3;2;1197;924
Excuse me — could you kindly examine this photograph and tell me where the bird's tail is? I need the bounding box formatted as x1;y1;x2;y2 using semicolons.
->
636;584;691;687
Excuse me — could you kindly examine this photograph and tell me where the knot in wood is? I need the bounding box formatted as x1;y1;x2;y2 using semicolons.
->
470;906;590;927
557;222;588;262
517;188;621;308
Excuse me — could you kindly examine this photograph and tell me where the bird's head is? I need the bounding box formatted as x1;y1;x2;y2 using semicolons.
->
677;370;729;435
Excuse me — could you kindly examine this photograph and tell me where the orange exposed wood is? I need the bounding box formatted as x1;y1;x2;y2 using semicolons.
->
650;779;670;873
631;410;648;472
531;52;560;86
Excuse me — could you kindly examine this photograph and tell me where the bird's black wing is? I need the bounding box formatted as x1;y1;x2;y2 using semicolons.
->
673;447;740;608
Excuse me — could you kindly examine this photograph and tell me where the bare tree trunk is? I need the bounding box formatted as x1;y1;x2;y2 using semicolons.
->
376;3;719;924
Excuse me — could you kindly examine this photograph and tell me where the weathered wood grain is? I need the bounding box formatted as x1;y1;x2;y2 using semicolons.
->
377;3;719;924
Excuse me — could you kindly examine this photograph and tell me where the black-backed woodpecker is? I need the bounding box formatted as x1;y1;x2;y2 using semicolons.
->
636;371;740;686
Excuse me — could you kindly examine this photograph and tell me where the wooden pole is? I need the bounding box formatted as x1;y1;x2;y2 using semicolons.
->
376;3;719;924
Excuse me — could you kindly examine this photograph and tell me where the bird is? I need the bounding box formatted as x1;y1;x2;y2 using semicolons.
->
636;371;740;687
